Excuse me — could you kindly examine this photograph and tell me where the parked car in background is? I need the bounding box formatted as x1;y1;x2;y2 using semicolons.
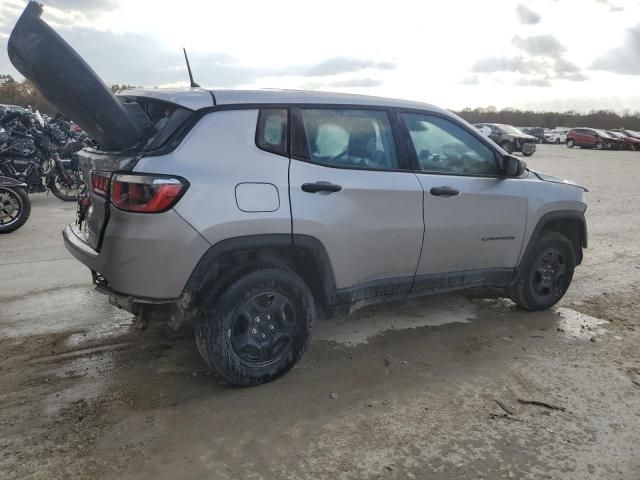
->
545;128;570;144
519;127;547;144
474;123;537;156
566;128;609;149
606;130;640;150
611;129;640;145
596;130;623;150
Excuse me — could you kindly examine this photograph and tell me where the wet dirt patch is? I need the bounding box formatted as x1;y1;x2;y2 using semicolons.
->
4;291;639;480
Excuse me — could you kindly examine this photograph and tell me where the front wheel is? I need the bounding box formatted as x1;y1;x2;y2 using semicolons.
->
555;138;560;144
195;268;315;386
566;139;575;148
500;141;514;154
0;187;31;234
595;142;603;150
49;167;84;202
509;232;576;311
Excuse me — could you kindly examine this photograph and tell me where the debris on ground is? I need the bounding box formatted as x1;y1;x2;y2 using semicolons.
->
517;399;566;412
495;399;514;416
488;413;524;423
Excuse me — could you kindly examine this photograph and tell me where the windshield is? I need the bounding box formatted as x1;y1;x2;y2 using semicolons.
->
627;130;640;139
595;129;612;138
498;124;525;135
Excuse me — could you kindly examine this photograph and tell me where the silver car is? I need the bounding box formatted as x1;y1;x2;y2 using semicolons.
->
9;3;588;386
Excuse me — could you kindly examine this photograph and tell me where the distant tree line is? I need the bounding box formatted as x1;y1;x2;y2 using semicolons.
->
454;107;640;130
0;74;56;114
4;74;640;130
0;75;138;116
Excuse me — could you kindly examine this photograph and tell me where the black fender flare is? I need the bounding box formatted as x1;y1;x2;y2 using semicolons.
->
183;233;340;308
519;210;587;267
0;176;28;188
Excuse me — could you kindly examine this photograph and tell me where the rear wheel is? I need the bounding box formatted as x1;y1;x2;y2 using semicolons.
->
49;167;84;202
509;232;576;311
0;187;30;234
566;139;575;148
195;268;315;386
555;138;560;144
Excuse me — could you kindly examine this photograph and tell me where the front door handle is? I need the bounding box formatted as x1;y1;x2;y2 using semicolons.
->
301;182;342;194
430;186;459;197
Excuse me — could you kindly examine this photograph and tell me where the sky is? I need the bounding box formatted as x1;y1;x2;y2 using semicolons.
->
1;0;639;112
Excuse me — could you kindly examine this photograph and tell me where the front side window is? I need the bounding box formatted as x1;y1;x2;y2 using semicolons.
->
401;113;498;175
296;109;398;170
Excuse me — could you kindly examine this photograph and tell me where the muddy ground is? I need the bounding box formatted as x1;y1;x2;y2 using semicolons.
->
1;144;639;479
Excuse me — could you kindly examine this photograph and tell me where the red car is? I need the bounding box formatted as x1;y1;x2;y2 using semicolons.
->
566;128;608;149
609;130;640;151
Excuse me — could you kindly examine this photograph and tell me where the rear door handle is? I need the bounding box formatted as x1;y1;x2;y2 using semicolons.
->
301;182;342;194
430;186;459;197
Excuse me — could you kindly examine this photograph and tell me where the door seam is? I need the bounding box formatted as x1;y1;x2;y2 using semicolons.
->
410;173;426;293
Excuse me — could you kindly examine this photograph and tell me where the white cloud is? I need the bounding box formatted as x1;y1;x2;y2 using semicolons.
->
1;0;639;111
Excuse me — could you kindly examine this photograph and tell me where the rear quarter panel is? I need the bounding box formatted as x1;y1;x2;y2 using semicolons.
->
134;109;291;246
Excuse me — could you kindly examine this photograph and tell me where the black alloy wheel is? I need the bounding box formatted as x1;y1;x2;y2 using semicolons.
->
531;247;567;302
229;292;296;365
0;187;31;233
509;232;576;311
195;268;315;386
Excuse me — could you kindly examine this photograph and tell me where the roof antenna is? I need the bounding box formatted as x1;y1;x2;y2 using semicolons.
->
183;48;200;88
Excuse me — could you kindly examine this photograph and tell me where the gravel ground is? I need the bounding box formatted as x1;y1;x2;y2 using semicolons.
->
1;144;639;479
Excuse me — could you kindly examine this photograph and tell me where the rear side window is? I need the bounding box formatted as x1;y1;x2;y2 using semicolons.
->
293;108;398;170
256;109;288;156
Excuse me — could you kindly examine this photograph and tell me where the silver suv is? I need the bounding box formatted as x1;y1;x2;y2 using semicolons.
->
10;3;588;385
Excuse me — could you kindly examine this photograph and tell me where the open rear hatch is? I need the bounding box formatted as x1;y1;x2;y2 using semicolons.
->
8;1;153;151
8;2;197;250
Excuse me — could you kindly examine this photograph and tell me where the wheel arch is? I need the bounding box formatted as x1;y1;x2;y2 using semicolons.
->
183;234;339;313
521;211;587;267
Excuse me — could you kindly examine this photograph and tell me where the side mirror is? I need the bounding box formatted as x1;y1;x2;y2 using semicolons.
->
503;154;526;177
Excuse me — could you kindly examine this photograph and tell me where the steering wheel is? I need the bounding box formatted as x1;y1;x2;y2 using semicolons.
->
442;144;461;160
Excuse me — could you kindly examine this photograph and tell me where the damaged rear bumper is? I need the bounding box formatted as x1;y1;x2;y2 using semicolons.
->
62;207;211;300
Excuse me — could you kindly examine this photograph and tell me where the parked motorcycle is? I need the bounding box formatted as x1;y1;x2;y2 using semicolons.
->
0;109;87;202
0;175;30;233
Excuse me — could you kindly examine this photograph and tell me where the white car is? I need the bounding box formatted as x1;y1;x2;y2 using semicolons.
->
545;128;570;144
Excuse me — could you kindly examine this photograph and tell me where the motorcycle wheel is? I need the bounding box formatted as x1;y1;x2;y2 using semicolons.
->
49;167;84;202
0;187;31;234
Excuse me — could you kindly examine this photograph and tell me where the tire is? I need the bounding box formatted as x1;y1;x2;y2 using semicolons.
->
500;141;514;154
555;138;560;144
566;139;575;148
49;167;84;202
195;268;315;386
0;187;31;234
509;232;576;311
595;142;603;150
522;150;534;157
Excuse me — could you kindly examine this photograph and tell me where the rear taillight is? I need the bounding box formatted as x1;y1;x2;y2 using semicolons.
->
90;171;111;197
110;173;188;213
